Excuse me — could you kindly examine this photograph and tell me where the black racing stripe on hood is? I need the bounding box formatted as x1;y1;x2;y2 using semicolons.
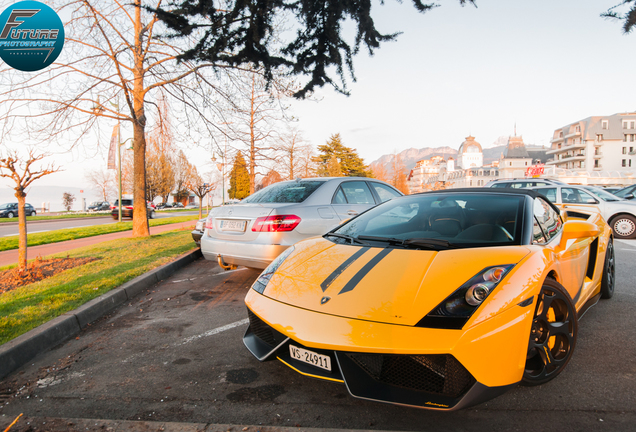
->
338;248;392;295
320;247;370;292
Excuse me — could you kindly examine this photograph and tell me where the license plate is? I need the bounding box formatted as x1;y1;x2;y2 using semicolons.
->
220;220;247;232
289;344;332;371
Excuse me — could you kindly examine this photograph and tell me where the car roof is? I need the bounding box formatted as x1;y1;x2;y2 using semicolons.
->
413;187;562;215
416;187;542;198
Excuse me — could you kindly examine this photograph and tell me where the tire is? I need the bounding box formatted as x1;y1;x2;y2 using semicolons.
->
7;212;13;218
148;210;155;219
30;211;36;216
600;239;615;299
609;214;636;239
522;278;578;386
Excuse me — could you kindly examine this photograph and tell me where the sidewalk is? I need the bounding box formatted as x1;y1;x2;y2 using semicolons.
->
0;221;196;267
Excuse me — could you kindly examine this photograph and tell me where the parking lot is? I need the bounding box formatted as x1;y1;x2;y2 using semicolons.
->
1;241;636;432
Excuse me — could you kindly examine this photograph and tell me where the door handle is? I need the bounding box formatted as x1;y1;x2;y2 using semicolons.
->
347;210;358;216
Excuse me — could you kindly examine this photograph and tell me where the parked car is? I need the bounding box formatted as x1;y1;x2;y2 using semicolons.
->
612;184;636;200
485;178;567;189
531;184;636;239
88;201;110;211
0;203;37;218
173;202;184;208
192;218;205;245
155;203;169;209
243;188;614;409
111;199;155;220
201;177;403;269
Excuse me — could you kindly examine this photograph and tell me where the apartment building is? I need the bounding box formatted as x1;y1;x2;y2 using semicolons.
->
548;113;636;171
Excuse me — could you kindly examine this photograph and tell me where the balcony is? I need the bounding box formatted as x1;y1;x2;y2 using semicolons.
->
546;142;587;155
564;131;581;139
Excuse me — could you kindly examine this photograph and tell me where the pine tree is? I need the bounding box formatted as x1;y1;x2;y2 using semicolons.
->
228;152;251;199
315;134;371;177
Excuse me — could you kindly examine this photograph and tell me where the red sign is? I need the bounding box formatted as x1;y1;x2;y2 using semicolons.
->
526;164;545;178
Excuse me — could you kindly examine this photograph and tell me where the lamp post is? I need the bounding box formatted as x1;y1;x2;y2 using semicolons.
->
116;134;133;222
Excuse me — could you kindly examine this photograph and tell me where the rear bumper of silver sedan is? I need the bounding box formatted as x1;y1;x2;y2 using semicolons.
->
200;235;290;269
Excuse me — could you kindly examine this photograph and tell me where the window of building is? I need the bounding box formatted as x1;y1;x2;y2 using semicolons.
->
559;131;563;138
575;125;581;133
622;159;627;167
623;147;628;154
602;120;609;129
594;160;600;168
597;134;603;141
631;147;634;153
624;135;628;142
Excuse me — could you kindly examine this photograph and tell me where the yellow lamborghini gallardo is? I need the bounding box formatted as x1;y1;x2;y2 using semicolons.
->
243;188;615;410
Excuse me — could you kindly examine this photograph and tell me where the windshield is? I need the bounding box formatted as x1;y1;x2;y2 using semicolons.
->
331;193;525;250
242;181;325;204
0;203;12;209
584;186;621;202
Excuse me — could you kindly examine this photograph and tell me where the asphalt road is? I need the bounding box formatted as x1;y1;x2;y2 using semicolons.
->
1;241;635;432
0;211;200;237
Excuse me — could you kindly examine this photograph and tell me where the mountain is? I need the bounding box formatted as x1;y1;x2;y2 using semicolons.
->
369;147;457;174
369;144;507;175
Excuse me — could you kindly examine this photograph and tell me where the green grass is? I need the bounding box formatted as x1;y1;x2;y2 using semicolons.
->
0;215;198;252
0;229;198;344
0;213;112;223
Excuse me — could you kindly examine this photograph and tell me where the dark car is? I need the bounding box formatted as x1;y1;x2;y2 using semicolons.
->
192;218;205;245
613;185;636;200
88;201;110;211
111;199;155;220
173;202;184;208
0;203;37;218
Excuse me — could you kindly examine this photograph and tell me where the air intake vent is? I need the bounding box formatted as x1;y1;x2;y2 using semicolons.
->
345;353;475;398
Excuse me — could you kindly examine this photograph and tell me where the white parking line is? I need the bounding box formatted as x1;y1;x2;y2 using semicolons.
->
176;318;249;346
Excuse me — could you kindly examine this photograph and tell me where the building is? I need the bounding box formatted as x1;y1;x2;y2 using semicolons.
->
548;113;636;172
457;136;483;169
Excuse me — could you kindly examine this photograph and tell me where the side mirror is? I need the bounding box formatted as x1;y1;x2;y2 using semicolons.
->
585;199;598;204
625;193;634;200
559;220;599;249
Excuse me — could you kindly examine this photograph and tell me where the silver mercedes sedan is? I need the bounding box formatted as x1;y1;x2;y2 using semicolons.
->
531;184;636;239
201;177;403;269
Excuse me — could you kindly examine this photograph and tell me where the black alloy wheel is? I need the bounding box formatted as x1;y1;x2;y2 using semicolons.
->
600;239;615;299
522;278;578;386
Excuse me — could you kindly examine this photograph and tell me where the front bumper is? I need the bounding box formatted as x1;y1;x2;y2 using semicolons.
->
244;292;534;410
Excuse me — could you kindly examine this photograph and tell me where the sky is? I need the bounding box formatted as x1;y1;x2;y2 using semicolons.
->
2;0;636;207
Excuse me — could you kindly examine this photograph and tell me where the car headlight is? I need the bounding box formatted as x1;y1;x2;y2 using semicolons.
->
251;246;296;294
416;264;514;330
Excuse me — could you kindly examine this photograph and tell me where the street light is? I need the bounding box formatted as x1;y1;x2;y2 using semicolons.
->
116;135;133;222
212;122;232;206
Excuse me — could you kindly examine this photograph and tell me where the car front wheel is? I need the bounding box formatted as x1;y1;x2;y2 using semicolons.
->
7;212;13;218
610;215;636;239
600;239;615;299
522;278;578;386
30;211;36;216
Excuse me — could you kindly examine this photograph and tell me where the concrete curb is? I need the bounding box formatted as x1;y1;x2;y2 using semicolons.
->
0;248;203;381
4;417;385;432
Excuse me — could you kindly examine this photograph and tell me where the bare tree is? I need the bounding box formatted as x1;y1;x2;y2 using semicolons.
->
173;150;194;205
370;164;390;183
185;167;215;219
0;151;60;272
85;168;116;202
0;0;224;237
225;69;298;193
390;152;409;195
275;127;312;180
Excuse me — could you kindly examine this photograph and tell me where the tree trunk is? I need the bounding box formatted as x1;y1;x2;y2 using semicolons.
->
249;74;256;194
132;0;149;237
15;189;27;272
